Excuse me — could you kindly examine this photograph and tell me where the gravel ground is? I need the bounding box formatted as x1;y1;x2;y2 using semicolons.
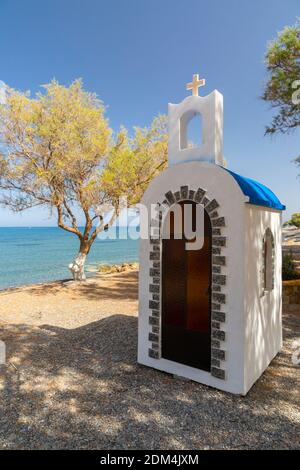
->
0;270;299;450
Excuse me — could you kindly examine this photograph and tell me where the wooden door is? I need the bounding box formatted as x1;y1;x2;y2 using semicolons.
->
162;201;211;371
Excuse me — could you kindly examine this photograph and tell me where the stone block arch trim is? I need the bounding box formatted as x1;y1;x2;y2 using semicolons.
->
148;185;227;380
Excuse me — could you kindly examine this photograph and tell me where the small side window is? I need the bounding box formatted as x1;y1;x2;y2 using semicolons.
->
262;228;275;292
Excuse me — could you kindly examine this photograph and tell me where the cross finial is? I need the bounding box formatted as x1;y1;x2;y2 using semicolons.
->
186;74;206;96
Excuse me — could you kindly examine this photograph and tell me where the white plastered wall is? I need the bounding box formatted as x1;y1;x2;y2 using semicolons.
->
244;205;282;393
138;161;250;394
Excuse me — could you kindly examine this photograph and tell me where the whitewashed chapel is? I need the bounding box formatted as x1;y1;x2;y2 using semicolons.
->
138;75;285;395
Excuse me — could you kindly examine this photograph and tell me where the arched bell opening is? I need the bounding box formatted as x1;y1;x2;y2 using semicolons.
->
180;111;203;150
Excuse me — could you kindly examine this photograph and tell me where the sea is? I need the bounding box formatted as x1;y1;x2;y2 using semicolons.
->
0;227;139;290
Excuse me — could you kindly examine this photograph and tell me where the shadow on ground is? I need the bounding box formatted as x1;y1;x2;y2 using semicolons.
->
0;311;299;450
23;271;139;302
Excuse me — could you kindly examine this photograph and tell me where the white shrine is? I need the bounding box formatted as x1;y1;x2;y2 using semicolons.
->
138;74;285;395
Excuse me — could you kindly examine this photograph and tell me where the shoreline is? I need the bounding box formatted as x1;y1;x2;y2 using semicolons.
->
0;277;72;294
0;261;139;294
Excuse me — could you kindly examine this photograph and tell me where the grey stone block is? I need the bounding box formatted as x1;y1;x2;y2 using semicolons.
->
212;302;221;311
149;300;159;310
212;266;221;273
212;237;226;247
188;190;195;200
212;256;226;266
212;348;226;360
205;199;219;213
211;367;225;380
149;284;159;293
194;188;206;203
202;196;210;206
150;252;160;261
212;292;226;304
212;217;225;227
149;348;159;359
180;185;189;199
211;339;220;348
211;358;220;368
149;332;159;343
212;311;226;323
212;329;226;341
212;274;226;285
149;316;159;326
212;284;221;292
174;191;181;202
165;191;175;205
150;268;160;277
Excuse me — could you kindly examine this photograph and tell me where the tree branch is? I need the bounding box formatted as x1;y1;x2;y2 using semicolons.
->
90;209;118;244
57;205;83;239
63;198;79;232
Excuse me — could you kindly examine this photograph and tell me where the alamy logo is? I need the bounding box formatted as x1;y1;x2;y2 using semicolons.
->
95;198;206;251
0;340;6;365
291;339;300;366
292;80;300;105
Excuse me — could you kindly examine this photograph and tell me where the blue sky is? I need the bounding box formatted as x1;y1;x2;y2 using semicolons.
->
0;0;299;226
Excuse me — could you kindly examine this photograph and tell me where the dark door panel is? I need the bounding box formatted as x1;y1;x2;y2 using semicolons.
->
162;201;211;371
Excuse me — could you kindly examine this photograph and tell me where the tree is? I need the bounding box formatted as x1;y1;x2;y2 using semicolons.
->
282;251;296;280
102;114;168;206
283;213;300;228
0;80;168;280
262;20;300;135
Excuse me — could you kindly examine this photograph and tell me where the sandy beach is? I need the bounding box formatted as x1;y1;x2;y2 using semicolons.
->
0;266;138;329
0;269;299;449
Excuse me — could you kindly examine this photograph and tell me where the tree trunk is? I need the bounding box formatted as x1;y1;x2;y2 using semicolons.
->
69;251;87;281
69;239;91;281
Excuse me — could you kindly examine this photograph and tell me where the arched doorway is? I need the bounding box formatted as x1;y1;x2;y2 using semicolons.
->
161;201;211;371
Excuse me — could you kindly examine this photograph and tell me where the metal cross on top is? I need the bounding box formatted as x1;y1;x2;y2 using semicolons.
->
186;74;206;96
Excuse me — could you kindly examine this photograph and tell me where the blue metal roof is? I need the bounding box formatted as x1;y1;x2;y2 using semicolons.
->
225;168;285;211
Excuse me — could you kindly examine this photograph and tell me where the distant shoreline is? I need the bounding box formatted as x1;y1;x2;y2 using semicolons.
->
0;261;139;293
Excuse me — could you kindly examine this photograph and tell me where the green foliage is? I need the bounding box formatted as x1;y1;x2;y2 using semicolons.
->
284;212;300;227
0;79;168;274
102;114;168;205
0;79;111;217
262;20;300;135
282;251;297;280
0;79;167;223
